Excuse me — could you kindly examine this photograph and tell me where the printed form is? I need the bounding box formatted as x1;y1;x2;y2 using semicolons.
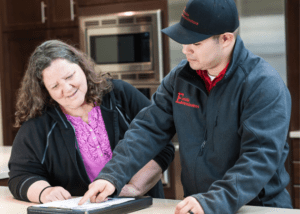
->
32;197;135;211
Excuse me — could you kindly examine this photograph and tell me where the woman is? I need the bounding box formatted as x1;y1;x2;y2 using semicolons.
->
8;40;174;204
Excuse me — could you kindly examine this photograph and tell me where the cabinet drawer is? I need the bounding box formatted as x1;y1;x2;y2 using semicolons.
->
293;163;300;185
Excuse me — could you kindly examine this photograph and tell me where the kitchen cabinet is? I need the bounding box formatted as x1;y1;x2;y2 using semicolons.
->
1;30;49;145
49;0;78;28
49;27;79;47
1;0;78;32
1;0;47;31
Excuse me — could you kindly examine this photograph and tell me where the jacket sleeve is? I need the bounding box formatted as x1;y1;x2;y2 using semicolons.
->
113;79;175;172
8;119;49;202
193;72;292;213
97;72;178;194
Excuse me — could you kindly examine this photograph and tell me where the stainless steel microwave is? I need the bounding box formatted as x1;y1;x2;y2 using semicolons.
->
79;10;163;85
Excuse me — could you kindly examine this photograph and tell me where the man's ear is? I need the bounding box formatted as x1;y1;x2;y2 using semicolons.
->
220;33;235;47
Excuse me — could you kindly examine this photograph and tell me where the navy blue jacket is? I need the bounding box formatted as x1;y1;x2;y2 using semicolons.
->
96;36;293;213
8;80;174;201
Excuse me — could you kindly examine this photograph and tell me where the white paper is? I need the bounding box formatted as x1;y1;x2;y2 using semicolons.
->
32;197;135;211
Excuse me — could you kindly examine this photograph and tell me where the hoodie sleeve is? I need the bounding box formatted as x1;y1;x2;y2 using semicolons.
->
8;119;49;202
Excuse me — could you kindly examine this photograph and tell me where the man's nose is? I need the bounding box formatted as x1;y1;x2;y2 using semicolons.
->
182;44;192;55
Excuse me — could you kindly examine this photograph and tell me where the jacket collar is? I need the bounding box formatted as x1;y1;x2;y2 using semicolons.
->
223;35;248;80
178;35;248;89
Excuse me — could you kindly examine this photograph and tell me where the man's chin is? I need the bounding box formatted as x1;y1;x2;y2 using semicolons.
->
188;62;201;71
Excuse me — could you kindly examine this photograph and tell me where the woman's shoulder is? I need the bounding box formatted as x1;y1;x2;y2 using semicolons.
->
19;110;55;133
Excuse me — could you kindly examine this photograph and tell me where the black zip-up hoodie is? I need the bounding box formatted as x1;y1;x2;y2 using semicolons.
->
8;79;175;201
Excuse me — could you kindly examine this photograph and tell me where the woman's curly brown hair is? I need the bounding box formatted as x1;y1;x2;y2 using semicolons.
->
14;40;112;127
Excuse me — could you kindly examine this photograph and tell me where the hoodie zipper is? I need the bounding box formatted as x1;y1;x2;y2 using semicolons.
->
67;120;91;182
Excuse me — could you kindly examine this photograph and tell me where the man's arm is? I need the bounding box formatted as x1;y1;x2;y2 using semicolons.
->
113;79;175;197
119;160;162;197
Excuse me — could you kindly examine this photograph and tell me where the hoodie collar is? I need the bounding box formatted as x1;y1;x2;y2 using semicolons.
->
46;106;70;129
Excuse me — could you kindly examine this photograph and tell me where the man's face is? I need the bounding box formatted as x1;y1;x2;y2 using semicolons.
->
182;36;223;72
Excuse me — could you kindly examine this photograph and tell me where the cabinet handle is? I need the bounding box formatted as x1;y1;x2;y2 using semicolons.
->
70;0;75;21
290;131;300;138
41;1;47;23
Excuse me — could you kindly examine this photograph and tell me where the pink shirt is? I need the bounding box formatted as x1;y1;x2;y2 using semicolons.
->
65;106;112;182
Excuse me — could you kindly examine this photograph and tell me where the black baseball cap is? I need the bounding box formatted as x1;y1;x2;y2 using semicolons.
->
162;0;239;44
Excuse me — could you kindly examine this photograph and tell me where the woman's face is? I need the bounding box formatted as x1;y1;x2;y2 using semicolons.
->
42;58;88;111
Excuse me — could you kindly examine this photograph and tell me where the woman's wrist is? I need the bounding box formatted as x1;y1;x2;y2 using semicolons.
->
39;186;52;204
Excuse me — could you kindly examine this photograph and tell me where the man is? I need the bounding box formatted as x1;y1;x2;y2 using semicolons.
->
79;0;293;213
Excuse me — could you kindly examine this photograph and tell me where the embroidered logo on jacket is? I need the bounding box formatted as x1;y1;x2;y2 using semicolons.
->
181;7;199;26
175;92;199;108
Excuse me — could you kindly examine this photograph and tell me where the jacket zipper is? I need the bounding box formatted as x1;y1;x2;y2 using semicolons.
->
199;128;207;156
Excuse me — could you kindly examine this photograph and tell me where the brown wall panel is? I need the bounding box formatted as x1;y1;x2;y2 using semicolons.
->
294;186;300;208
293;140;300;161
294;163;300;185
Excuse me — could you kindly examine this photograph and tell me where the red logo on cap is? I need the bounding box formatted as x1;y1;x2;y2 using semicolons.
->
182;7;199;26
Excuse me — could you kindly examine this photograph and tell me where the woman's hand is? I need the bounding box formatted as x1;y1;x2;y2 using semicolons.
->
78;179;115;205
27;180;71;203
175;196;204;214
40;186;72;203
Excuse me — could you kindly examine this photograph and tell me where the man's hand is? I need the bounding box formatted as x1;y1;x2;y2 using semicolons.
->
175;196;204;214
40;186;72;203
78;179;115;205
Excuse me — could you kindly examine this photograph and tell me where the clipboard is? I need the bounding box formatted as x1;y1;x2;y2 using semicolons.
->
27;196;152;214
